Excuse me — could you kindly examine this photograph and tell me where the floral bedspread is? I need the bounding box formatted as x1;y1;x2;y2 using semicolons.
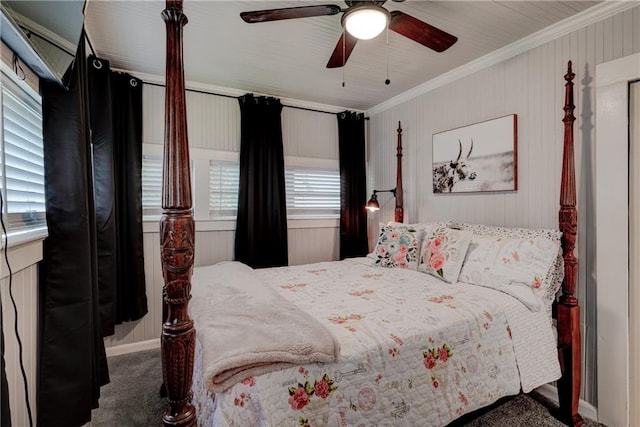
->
192;258;560;426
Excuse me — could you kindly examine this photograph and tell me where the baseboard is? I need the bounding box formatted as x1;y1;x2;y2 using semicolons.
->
535;384;598;423
105;338;160;357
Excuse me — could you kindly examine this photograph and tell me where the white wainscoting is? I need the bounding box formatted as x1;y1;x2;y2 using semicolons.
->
1;243;40;427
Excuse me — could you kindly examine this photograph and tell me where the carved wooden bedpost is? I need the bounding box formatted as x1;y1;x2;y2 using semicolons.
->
394;122;404;223
160;1;196;426
557;60;583;427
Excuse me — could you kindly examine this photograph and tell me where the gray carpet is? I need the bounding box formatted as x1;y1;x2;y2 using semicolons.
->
87;349;165;426
88;348;605;426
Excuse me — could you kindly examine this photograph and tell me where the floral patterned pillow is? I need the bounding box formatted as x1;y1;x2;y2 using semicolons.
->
372;224;424;270
458;235;560;312
417;226;472;283
387;221;446;231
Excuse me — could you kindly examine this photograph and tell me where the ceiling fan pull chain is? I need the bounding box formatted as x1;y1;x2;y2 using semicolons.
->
385;25;391;85
342;29;346;87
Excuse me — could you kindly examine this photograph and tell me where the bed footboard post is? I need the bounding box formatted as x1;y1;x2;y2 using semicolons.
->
160;1;196;426
557;60;584;427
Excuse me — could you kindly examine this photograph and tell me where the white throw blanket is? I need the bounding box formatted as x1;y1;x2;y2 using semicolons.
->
190;261;340;392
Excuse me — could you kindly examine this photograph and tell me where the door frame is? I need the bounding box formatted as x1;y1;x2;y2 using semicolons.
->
595;52;640;427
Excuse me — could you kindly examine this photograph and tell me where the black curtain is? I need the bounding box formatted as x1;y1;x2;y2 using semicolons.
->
87;56;147;333
38;48;146;425
110;71;147;324
39;40;108;426
235;94;288;268
87;56;118;336
337;111;368;259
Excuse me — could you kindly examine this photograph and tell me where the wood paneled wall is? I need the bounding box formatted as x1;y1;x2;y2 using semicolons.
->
367;4;640;405
105;85;341;348
142;84;340;160
1;263;38;426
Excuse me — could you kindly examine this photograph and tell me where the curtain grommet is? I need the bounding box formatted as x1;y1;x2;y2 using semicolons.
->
92;59;103;70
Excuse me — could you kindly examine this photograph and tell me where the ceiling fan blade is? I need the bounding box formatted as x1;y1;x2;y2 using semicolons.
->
389;11;457;52
326;32;358;68
241;5;342;23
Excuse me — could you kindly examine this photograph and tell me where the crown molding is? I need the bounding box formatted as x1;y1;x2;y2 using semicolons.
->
112;68;358;115
366;1;639;117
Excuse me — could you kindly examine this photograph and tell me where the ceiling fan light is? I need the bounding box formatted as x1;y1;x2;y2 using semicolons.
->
343;5;389;40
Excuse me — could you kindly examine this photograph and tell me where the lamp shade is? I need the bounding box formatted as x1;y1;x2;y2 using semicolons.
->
342;5;389;40
366;193;380;211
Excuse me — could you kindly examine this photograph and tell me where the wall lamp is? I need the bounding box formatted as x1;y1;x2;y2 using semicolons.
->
366;188;397;212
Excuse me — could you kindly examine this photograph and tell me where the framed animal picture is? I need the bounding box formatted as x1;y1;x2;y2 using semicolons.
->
432;114;517;193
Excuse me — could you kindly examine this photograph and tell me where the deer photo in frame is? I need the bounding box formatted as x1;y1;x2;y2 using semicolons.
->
432;114;517;193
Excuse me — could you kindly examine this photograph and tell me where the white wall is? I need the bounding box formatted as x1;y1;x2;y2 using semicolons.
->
105;84;342;348
366;3;640;408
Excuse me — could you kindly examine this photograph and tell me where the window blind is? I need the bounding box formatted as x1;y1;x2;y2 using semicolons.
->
141;153;340;221
141;154;163;216
285;167;340;217
1;73;46;233
141;154;195;217
209;160;239;219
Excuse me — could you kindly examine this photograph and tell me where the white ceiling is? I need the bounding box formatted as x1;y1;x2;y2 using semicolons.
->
84;1;601;111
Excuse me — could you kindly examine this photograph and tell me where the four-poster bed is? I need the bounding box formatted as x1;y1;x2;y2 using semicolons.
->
159;1;582;426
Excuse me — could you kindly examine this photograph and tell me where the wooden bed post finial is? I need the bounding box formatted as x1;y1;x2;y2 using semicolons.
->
160;0;196;426
395;121;404;223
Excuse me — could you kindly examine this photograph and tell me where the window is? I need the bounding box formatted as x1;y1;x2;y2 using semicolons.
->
140;147;340;222
209;160;239;219
141;154;163;216
285;167;340;218
141;153;195;217
0;69;46;237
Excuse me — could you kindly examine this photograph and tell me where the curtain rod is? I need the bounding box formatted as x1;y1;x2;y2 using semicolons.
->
142;81;368;119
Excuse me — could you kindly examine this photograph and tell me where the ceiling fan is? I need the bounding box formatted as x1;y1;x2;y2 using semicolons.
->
240;1;458;69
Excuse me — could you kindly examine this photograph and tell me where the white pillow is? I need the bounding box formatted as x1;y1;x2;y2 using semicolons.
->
458;235;560;311
418;226;472;283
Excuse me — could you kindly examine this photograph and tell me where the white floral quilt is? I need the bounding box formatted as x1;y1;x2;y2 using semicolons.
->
191;258;560;426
